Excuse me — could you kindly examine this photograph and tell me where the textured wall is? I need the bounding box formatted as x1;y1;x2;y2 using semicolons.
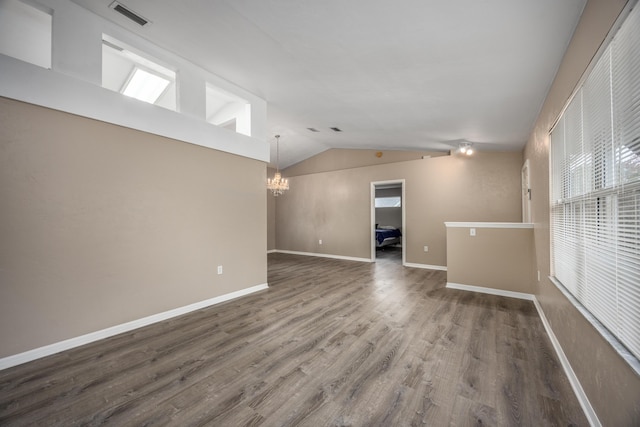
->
275;151;523;265
0;97;267;358
523;0;640;425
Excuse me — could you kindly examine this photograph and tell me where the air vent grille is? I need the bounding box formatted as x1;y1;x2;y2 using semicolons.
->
110;1;149;26
330;127;342;132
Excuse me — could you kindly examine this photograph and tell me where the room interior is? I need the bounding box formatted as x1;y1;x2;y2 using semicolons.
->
0;0;639;425
373;183;403;261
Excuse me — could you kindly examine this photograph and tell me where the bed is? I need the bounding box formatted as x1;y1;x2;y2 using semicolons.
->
375;225;402;248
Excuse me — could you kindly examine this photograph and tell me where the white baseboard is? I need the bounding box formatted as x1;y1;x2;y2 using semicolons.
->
404;262;447;271
446;281;600;427
446;282;534;300
272;253;447;271
266;249;277;254
532;298;601;427
273;250;372;263
0;283;269;371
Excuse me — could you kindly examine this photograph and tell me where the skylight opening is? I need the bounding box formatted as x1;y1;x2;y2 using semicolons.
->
102;34;177;111
206;83;252;136
122;68;170;104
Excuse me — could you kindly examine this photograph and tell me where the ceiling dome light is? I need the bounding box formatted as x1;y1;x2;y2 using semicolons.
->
458;142;474;155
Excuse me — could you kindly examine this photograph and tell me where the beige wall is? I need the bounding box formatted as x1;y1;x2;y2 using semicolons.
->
446;226;535;294
276;151;523;265
523;0;640;425
0;97;267;358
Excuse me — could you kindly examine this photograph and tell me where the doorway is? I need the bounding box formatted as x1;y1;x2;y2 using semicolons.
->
371;180;406;264
521;160;531;223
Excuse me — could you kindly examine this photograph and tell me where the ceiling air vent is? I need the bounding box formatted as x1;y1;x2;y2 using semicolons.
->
109;1;150;26
307;127;320;132
330;127;342;132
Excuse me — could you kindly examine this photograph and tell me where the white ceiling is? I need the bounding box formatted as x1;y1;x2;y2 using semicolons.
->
71;0;587;168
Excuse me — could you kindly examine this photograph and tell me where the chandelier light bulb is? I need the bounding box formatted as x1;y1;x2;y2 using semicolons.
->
267;135;290;196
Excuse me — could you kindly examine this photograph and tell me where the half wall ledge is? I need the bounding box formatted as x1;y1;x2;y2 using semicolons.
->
445;222;535;295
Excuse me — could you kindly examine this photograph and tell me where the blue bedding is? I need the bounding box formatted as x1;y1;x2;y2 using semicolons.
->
375;228;401;245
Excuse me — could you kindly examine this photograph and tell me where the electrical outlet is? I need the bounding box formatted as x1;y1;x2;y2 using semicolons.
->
319;239;322;245
470;228;476;236
423;246;429;252
217;265;223;275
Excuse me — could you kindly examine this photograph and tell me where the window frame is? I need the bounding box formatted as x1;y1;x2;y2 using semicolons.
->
549;1;640;375
374;196;402;208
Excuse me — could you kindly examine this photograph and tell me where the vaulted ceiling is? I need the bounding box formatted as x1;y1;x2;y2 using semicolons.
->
72;0;587;167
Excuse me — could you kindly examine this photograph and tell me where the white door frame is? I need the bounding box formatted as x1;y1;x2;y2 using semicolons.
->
371;179;406;264
522;159;531;223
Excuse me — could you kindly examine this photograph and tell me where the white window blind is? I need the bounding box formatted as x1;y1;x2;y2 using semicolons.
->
550;5;640;361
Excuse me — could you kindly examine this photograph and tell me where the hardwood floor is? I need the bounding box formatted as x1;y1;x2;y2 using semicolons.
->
0;253;588;426
375;245;402;262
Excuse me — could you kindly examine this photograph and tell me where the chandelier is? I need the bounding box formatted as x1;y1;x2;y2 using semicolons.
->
267;135;289;196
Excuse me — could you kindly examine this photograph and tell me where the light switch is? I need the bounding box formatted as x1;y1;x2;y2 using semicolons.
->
470;228;476;236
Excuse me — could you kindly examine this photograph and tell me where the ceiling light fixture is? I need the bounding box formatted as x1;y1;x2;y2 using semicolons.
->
267;135;289;196
459;142;474;156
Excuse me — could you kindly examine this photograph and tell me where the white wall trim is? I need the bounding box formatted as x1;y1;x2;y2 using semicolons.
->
532;298;601;427
446;282;534;301
0;283;269;371
267;249;277;254
404;262;447;271
444;222;534;229
273;250;372;263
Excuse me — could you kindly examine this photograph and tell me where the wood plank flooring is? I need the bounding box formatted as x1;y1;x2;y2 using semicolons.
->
0;252;588;426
